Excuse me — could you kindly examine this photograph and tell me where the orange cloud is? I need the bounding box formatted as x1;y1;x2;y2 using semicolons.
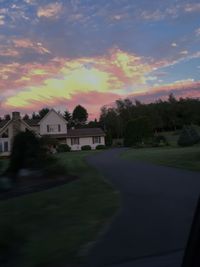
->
37;3;63;18
2;48;154;111
12;38;51;54
1;47;200;118
129;80;200;104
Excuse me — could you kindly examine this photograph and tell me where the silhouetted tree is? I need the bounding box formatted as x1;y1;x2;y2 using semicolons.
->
4;114;11;121
124;117;153;146
23;114;30;120
38;108;50;119
64;110;71;121
87;119;99;128
99;106;122;138
72;105;88;124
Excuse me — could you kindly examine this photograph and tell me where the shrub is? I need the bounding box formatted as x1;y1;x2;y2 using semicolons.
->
8;131;68;180
81;145;92;151
178;125;200;147
9;131;40;173
96;145;106;150
57;144;71;153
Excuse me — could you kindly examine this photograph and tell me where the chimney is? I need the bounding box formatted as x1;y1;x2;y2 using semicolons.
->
12;112;20;120
12;111;21;136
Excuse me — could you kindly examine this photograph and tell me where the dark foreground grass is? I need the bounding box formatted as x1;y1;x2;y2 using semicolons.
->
0;151;119;267
122;146;200;172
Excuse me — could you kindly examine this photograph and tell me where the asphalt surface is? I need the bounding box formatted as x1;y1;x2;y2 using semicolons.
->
86;148;200;267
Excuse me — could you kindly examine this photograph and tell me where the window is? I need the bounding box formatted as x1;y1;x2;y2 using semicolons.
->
0;143;2;153
4;141;8;152
1;129;9;138
71;137;79;145
47;124;61;133
93;136;101;144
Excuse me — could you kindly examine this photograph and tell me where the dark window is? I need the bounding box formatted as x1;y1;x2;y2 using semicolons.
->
71;137;79;145
1;129;9;138
92;136;101;144
47;124;60;132
0;143;2;153
4;141;8;152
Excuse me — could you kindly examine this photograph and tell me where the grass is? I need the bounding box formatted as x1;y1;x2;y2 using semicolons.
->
122;146;200;172
0;151;119;267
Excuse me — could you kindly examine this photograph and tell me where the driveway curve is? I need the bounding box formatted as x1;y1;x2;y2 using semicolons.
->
86;148;200;267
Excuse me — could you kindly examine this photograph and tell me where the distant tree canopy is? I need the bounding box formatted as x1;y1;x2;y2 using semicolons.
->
124;117;153;146
38;108;50;119
99;95;200;141
72;105;88;124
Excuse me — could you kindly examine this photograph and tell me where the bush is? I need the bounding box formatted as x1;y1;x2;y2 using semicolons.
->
178;125;200;147
8;131;68;180
96;145;106;150
9;131;40;173
81;145;92;151
57;144;71;153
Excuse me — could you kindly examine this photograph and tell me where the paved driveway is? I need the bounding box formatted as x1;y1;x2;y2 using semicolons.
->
86;148;200;267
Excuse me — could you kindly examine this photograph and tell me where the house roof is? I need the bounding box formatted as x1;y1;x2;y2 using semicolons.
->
38;109;67;125
0;120;10;129
67;128;105;137
42;134;68;138
24;119;41;126
0;118;40;136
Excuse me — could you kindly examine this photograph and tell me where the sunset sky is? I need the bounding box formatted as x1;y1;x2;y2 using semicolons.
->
0;0;200;119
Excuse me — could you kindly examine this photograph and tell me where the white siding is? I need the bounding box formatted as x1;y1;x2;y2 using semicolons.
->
67;136;105;151
30;125;40;135
0;138;10;155
0;123;13;155
39;110;67;135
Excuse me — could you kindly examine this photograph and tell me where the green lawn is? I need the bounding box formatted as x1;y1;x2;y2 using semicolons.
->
122;146;200;172
0;151;119;267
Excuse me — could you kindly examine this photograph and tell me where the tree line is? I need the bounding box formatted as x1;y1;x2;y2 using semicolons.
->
99;94;200;141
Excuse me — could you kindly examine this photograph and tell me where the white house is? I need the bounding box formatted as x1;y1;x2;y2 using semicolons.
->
67;128;106;151
0;110;105;156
